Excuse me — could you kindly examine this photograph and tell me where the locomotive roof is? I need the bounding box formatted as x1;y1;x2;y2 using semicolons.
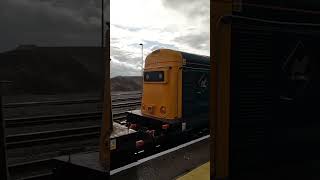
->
180;51;210;66
151;49;210;65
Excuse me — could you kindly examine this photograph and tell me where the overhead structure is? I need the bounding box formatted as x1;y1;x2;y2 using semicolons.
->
0;81;10;180
99;20;112;171
211;0;320;179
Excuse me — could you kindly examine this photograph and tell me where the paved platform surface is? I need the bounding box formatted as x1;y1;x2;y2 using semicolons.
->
111;136;209;180
54;135;209;180
176;162;210;180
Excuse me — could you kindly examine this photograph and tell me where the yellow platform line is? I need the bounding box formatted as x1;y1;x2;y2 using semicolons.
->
176;162;210;180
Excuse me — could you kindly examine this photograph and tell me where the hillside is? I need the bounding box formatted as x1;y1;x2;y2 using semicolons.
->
0;46;142;94
111;76;142;91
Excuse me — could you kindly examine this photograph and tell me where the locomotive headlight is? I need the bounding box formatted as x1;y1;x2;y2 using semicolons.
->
160;106;166;114
158;73;163;80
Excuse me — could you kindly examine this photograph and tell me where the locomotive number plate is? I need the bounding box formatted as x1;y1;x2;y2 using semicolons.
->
182;122;186;131
110;139;117;150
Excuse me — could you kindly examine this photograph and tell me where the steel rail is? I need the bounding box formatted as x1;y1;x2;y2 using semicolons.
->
5;102;140;127
5;92;141;179
4;94;141;108
6;114;127;149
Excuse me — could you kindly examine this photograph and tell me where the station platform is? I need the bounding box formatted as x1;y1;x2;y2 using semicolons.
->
110;135;209;180
176;162;210;180
52;135;210;180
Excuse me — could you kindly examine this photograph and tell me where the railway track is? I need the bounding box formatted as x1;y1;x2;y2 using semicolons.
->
6;112;128;149
4;92;141;179
3;93;141;108
5;101;140;128
6;111;128;180
8;132;210;180
9;158;54;180
6;108;208;180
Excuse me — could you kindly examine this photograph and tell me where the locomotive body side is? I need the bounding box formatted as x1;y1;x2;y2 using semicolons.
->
181;52;210;129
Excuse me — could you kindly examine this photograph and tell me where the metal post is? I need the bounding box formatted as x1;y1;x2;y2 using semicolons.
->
211;0;232;179
101;0;104;48
139;43;144;76
99;13;112;173
141;44;143;70
0;82;9;180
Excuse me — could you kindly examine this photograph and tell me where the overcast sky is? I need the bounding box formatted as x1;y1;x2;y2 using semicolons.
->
110;0;210;77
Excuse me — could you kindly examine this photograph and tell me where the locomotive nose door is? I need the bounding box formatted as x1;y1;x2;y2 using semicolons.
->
141;67;179;120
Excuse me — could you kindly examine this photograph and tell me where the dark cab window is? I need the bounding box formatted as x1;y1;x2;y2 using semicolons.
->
144;71;164;82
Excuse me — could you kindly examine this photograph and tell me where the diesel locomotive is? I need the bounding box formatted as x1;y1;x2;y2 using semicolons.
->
126;49;210;146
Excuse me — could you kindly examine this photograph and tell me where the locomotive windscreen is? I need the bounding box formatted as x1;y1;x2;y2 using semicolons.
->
144;71;165;82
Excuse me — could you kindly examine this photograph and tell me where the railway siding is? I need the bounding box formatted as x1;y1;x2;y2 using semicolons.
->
3;91;141;180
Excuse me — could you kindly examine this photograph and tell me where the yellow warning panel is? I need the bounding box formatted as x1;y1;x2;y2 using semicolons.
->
176;162;210;180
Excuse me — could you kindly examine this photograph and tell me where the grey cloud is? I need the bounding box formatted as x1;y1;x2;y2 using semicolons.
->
174;33;209;50
110;60;140;77
110;39;180;77
111;39;179;67
113;24;142;32
160;0;209;52
111;46;142;65
142;40;179;51
161;0;209;22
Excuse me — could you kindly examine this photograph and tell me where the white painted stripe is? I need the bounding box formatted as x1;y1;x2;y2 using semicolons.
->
110;134;210;175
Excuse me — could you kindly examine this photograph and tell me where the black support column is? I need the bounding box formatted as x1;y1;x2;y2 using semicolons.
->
0;81;10;180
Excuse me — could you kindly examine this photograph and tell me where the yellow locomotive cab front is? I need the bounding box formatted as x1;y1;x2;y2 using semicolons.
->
141;49;183;120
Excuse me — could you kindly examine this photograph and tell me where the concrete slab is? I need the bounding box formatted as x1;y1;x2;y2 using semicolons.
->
53;135;209;180
176;162;210;180
55;151;104;172
111;136;210;180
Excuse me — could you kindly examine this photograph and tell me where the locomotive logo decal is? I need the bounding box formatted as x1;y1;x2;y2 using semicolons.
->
282;41;311;99
233;0;243;12
198;73;209;94
283;41;310;81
